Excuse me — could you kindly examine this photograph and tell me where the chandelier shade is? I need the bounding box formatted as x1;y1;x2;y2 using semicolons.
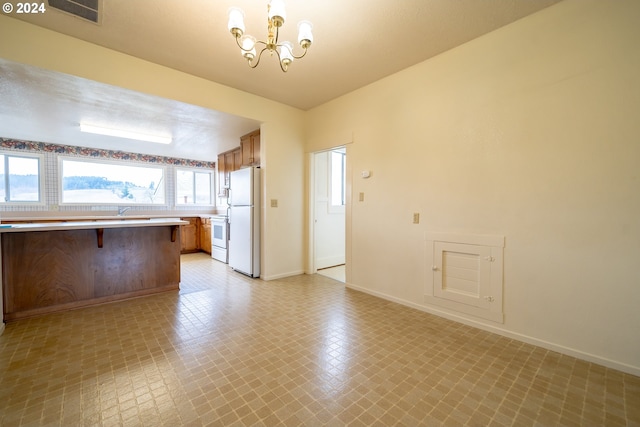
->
227;1;313;72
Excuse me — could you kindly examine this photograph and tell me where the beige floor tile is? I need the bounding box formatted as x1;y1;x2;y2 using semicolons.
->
1;253;639;426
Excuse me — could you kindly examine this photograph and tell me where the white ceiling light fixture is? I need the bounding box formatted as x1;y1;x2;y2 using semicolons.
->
80;123;172;144
227;0;313;72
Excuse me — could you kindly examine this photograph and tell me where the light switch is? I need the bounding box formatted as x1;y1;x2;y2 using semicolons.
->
413;213;420;224
271;199;278;208
359;192;365;202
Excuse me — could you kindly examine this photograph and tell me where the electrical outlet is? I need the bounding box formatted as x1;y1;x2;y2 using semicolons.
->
271;199;278;208
359;192;365;202
413;213;420;224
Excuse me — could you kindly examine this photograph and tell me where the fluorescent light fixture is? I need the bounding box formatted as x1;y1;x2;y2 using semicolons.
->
80;123;172;144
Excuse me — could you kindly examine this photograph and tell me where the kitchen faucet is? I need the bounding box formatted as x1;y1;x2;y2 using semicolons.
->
117;207;131;216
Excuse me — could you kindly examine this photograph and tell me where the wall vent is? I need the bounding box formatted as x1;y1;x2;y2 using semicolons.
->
48;0;100;24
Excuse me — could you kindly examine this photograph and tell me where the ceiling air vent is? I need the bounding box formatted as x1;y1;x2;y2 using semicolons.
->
48;0;100;24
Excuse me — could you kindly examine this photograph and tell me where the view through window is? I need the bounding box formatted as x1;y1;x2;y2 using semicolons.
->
61;158;165;204
0;153;41;203
176;169;213;205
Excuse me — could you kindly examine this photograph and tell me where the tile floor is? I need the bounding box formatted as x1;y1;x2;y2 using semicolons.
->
1;253;639;426
316;265;345;283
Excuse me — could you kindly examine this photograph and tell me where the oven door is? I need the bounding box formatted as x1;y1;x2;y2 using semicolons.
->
211;217;228;263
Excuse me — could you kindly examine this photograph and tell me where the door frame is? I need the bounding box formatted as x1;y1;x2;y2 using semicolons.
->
307;145;351;282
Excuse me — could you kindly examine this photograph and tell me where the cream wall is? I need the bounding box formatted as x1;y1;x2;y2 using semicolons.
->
0;16;306;281
306;0;640;375
2;1;639;375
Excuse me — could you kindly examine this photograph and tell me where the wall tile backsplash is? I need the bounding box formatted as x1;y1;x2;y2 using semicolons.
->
1;138;217;215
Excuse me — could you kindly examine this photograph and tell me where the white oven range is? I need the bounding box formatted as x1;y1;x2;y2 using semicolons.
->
211;214;228;263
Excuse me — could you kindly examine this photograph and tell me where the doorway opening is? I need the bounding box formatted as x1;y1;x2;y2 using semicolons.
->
311;147;346;282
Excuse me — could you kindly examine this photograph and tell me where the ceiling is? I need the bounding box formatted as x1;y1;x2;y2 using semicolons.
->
1;0;561;161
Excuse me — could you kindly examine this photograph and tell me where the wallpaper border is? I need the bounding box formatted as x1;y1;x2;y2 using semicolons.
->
0;138;216;169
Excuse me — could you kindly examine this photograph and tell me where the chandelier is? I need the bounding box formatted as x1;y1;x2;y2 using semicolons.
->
227;0;313;72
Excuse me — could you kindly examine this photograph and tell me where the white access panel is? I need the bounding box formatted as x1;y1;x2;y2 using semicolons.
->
425;232;504;323
433;242;492;310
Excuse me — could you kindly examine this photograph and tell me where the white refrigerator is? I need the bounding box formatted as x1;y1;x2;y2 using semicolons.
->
228;167;260;277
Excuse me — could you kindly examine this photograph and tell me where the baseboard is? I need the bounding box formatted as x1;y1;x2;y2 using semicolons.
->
261;270;305;281
345;282;640;377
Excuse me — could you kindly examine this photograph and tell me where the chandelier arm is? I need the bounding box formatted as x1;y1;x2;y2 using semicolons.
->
290;47;308;60
275;43;308;60
235;36;268;52
274;48;289;72
248;46;269;69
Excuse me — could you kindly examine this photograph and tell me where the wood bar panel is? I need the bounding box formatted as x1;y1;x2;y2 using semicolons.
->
2;225;181;321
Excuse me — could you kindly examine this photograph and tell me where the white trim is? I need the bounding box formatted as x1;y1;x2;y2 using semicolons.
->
426;231;505;248
345;281;640;377
261;269;305;281
175;167;215;207
424;295;503;323
58;156;168;206
0;150;46;206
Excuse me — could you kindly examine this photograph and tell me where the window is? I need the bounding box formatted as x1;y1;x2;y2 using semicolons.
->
60;158;165;205
176;169;213;205
1;153;42;203
330;148;346;206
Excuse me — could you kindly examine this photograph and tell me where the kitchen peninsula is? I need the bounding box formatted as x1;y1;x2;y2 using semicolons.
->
0;218;187;321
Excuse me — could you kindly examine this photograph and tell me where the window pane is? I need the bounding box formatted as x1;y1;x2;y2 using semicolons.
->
8;156;39;201
195;172;211;205
61;159;165;204
176;170;194;204
331;151;345;206
177;169;213;205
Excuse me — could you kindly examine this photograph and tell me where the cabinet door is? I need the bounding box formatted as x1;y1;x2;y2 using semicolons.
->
241;130;260;167
233;148;242;170
180;217;199;253
200;218;212;254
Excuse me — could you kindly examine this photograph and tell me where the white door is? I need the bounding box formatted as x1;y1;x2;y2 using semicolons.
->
313;150;345;270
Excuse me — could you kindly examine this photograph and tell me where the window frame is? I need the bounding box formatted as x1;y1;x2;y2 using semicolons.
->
328;148;346;213
175;167;215;207
58;156;167;206
0;151;45;205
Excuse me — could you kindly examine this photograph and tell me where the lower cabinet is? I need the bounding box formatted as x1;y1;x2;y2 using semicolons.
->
180;217;213;254
180;217;199;253
200;217;211;254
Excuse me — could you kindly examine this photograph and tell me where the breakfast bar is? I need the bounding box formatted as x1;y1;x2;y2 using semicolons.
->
0;218;187;321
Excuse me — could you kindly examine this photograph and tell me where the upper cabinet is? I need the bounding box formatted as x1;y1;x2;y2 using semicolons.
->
240;130;261;168
217;129;260;197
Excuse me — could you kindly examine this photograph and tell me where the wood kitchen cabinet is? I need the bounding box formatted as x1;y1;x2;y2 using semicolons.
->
199;217;211;254
180;217;199;253
216;129;259;196
233;148;242;170
218;147;243;195
240;129;261;167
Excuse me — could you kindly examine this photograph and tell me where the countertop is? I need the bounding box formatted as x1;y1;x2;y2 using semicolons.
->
0;218;188;233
